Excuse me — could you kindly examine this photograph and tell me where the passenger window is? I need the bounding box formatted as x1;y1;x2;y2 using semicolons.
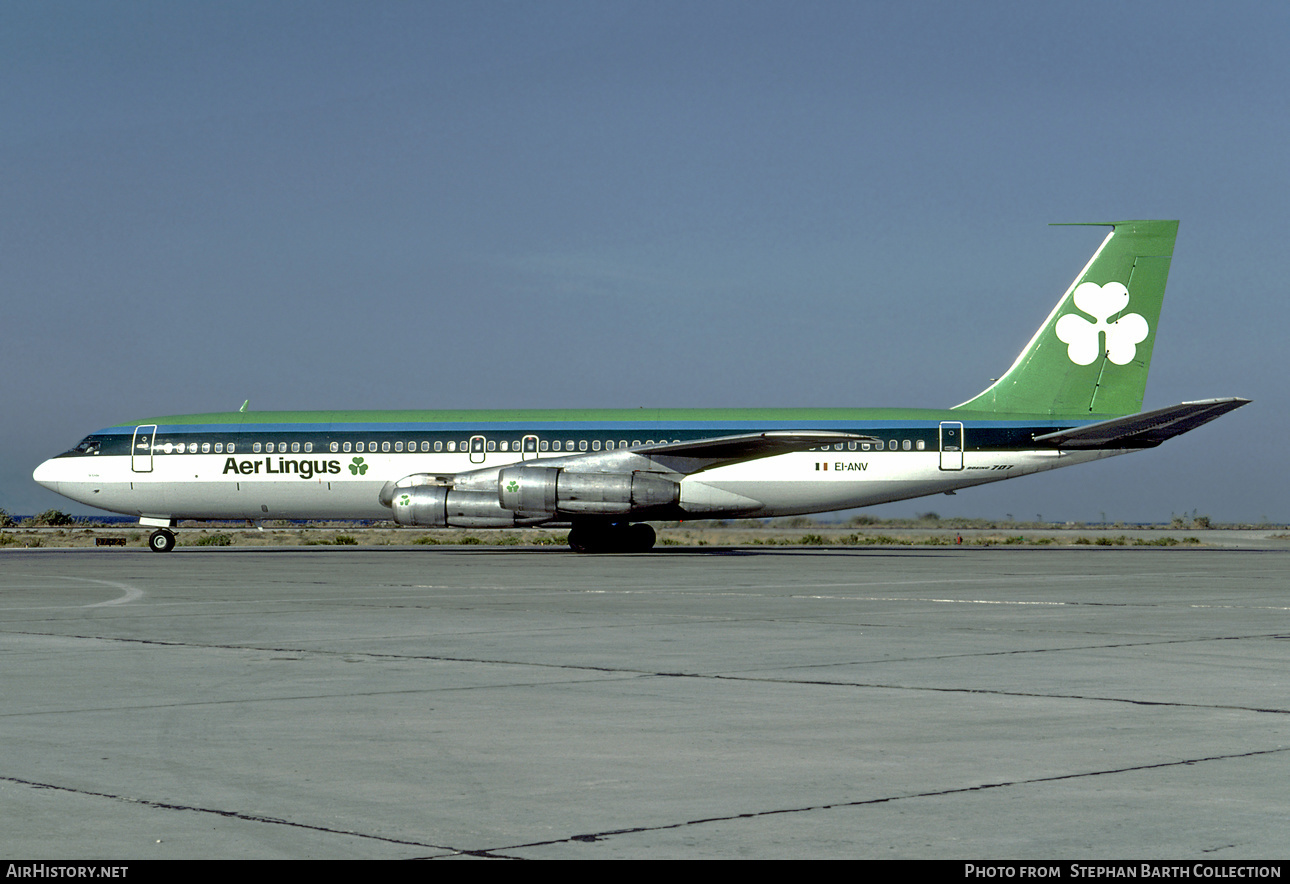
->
330;442;339;453
215;443;224;453
540;440;549;451
592;440;601;451
579;440;588;451
553;441;562;452
253;442;262;453
903;440;911;451
889;440;897;450
487;440;496;452
343;442;352;453
447;441;456;452
356;442;365;453
395;442;403;452
227;443;236;454
292;442;301;453
381;441;390;453
916;440;925;451
433;441;441;452
202;443;210;453
304;442;312;453
422;442;431;452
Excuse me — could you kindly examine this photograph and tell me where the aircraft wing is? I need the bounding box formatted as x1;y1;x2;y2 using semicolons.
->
631;430;879;468
540;429;881;477
1032;398;1250;449
382;429;879;506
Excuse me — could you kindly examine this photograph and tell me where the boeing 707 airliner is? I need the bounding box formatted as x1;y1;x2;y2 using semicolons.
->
34;221;1248;552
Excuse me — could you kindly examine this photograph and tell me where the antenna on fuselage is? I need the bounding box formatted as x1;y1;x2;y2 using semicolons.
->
239;400;249;413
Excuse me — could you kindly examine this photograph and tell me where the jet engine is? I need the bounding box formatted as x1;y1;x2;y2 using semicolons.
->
497;466;678;515
383;467;680;527
388;485;547;528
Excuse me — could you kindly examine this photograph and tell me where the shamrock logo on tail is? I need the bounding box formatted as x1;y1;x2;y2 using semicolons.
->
349;457;369;475
1055;282;1149;366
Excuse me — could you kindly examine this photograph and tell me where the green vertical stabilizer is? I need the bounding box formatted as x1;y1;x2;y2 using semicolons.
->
954;220;1178;417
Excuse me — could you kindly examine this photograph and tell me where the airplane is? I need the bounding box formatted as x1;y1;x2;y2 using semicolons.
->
33;220;1248;553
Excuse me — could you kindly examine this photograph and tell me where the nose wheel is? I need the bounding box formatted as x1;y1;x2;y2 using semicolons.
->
148;528;176;553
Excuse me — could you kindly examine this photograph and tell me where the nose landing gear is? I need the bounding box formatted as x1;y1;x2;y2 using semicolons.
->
148;528;176;553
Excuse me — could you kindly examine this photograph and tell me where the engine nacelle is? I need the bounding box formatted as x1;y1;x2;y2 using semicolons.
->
391;484;541;528
498;466;678;516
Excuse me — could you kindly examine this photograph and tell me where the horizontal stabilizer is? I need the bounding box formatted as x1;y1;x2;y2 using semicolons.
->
1032;398;1250;449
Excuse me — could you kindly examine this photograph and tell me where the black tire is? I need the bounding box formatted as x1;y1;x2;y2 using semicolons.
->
568;522;656;553
567;525;588;553
627;523;656;552
567;524;601;553
148;529;176;553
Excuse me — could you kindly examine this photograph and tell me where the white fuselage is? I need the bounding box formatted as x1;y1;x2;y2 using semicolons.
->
34;443;1118;523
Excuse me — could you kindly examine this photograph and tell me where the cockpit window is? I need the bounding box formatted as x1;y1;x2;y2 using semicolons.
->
72;438;101;454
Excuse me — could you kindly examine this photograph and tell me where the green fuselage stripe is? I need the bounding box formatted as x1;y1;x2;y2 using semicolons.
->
60;412;1099;459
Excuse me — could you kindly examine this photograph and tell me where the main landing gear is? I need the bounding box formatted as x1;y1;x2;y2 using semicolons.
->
567;521;656;554
148;528;176;553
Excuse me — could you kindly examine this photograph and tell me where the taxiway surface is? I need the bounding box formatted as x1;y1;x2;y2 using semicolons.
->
2;545;1288;859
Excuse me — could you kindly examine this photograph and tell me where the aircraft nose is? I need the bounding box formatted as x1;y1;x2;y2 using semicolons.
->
33;458;63;493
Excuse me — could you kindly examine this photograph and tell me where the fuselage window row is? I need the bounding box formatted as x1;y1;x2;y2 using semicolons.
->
146;436;924;456
156;441;239;454
817;440;927;452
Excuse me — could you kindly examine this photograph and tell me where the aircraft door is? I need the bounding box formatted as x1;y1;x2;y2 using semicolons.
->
132;425;157;473
521;435;539;461
939;421;964;471
469;435;486;464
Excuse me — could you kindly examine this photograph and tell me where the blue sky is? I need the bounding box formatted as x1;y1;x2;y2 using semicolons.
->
5;1;1285;523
